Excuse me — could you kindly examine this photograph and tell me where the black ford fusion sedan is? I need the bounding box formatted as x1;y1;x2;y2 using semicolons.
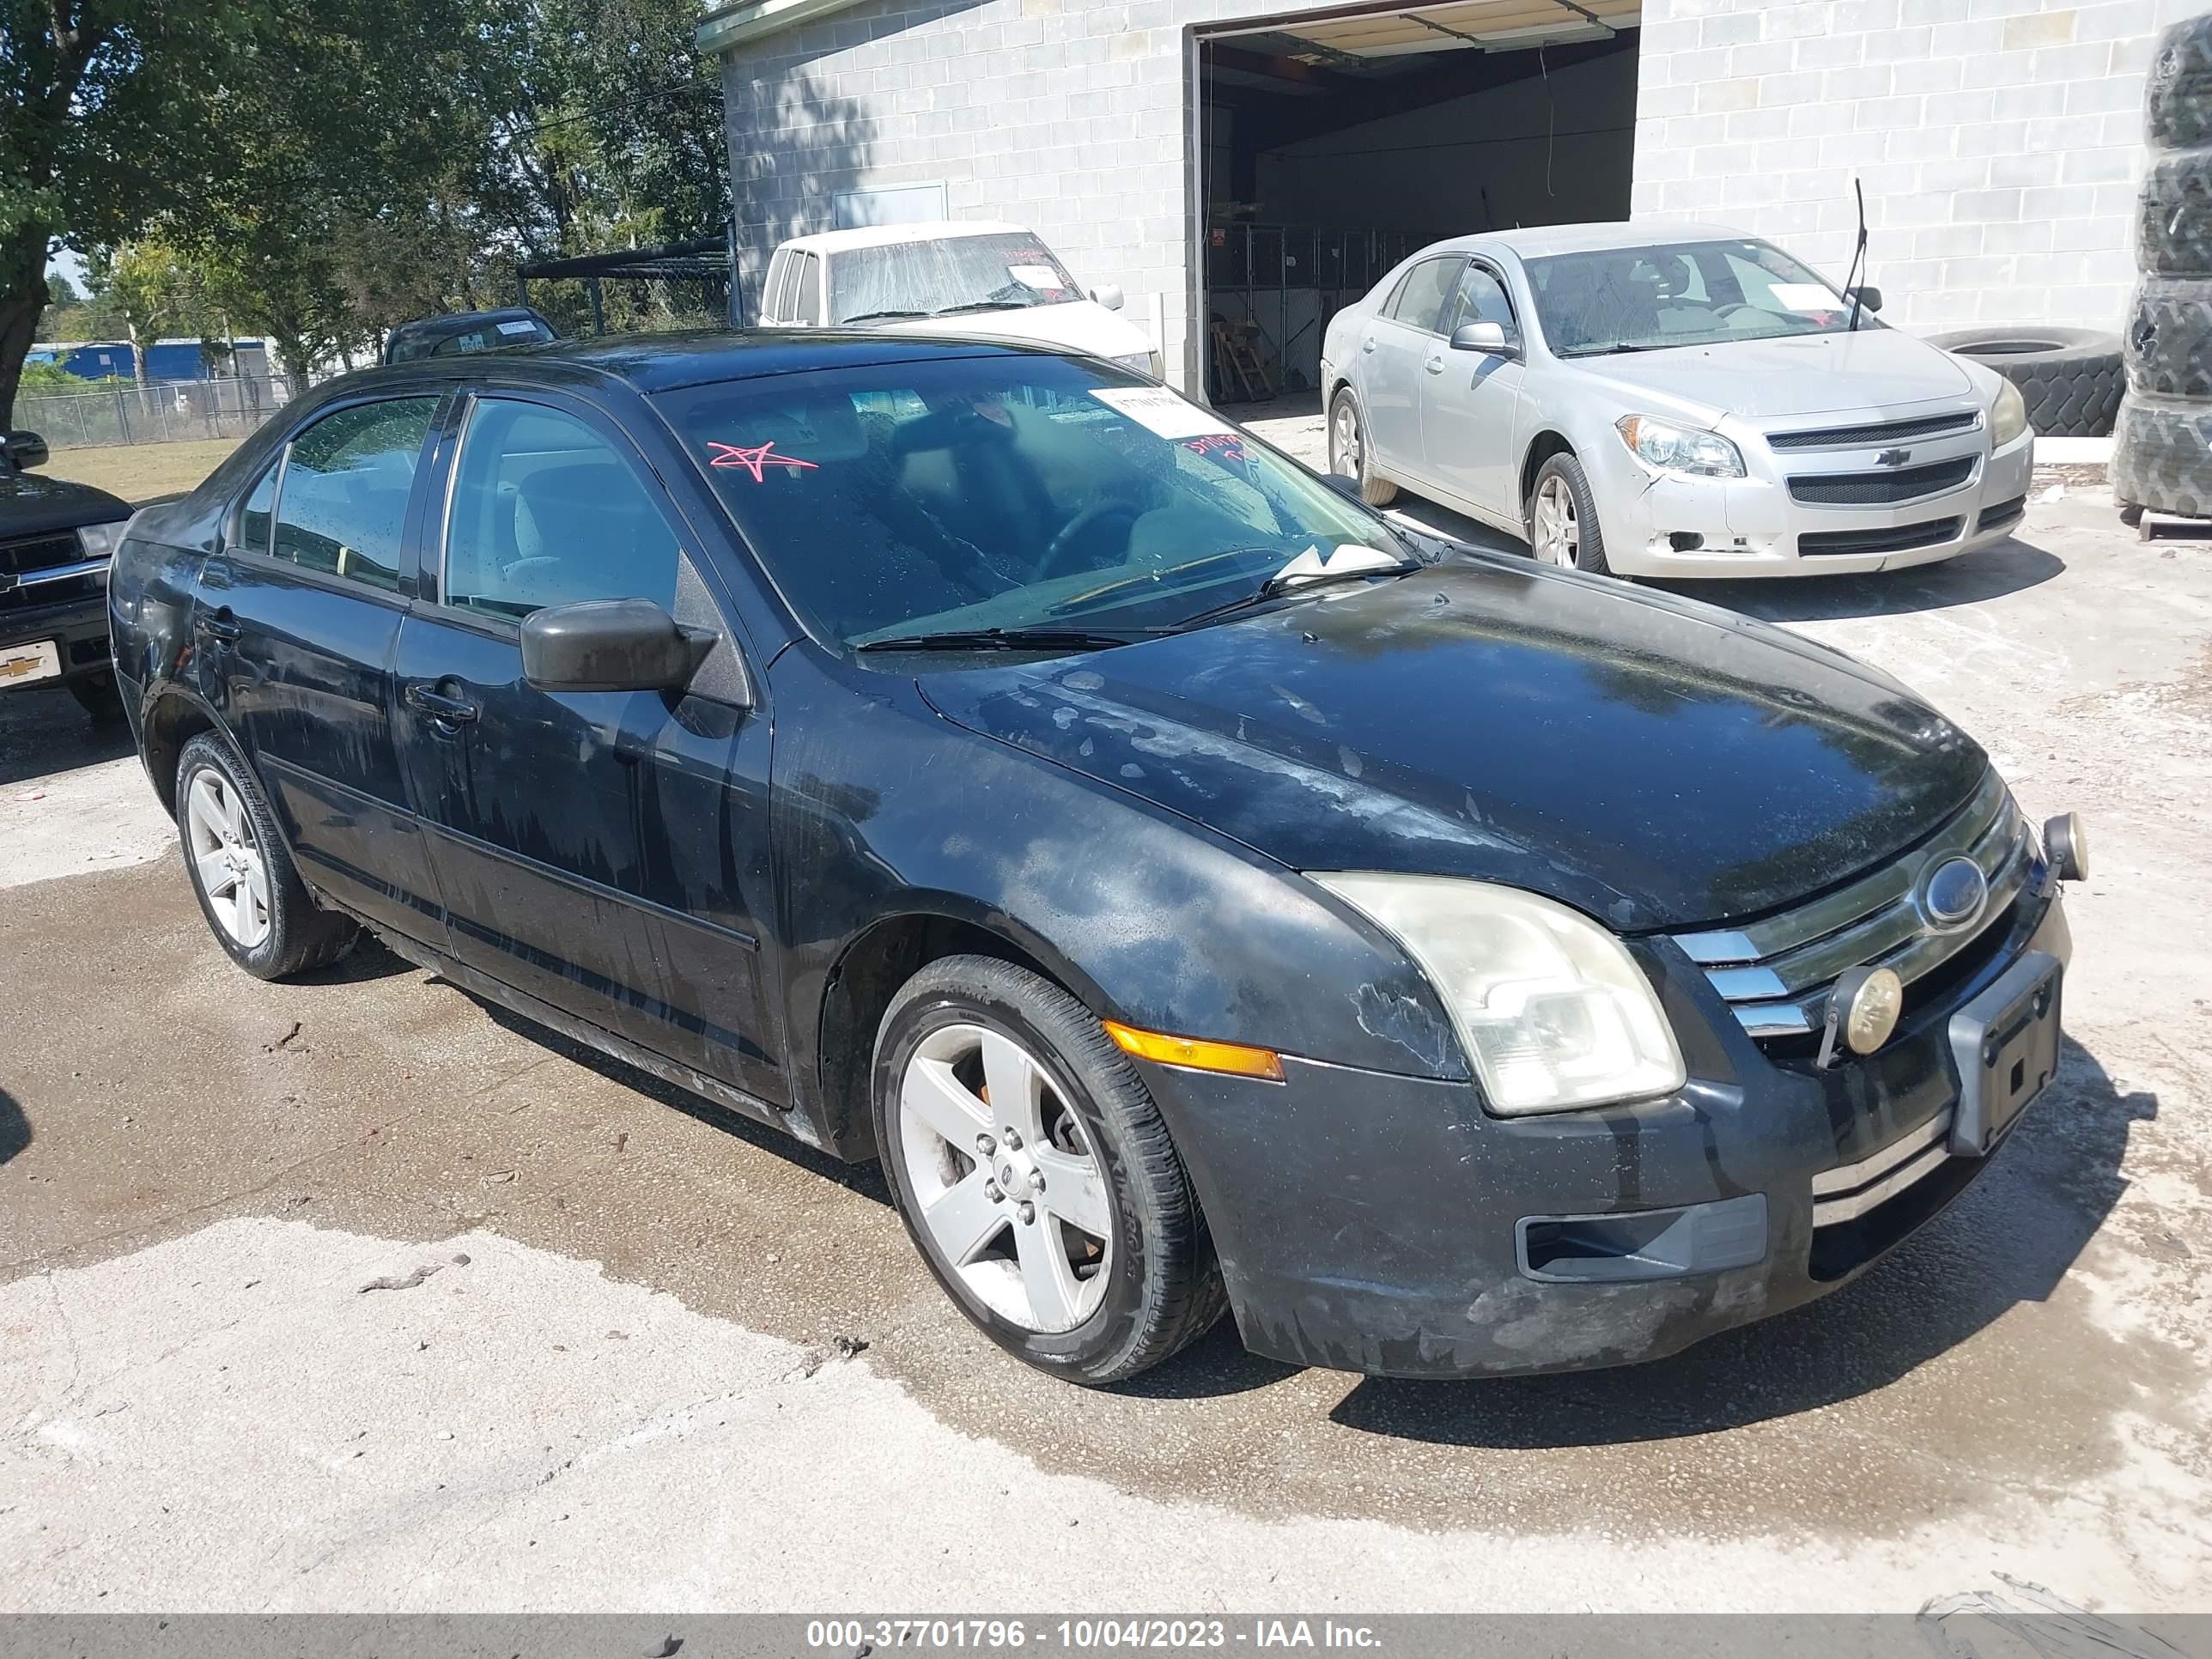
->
110;332;2086;1386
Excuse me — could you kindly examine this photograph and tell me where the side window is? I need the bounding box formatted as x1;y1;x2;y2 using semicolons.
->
441;398;682;621
1385;258;1462;333
759;252;787;323
795;252;822;325
1448;264;1516;334
270;398;438;592
237;458;280;556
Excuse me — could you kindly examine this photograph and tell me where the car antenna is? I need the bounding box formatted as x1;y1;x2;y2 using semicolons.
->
1845;178;1869;332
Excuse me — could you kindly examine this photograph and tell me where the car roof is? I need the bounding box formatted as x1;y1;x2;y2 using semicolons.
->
776;221;1035;257
303;327;1064;400
1420;220;1759;261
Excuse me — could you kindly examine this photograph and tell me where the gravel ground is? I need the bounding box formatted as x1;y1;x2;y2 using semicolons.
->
2;425;2207;1613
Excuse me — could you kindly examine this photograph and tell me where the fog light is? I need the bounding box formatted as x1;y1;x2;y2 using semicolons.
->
2043;812;2087;882
1668;532;1705;552
1818;965;1904;1067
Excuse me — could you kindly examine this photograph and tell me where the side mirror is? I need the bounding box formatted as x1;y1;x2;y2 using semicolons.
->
520;599;719;696
1846;284;1883;313
1449;322;1518;358
1090;283;1126;312
3;430;50;471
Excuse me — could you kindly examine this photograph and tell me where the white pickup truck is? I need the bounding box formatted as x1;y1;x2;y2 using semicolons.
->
755;221;1159;377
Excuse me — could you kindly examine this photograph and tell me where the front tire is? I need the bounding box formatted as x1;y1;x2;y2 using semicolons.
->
1328;389;1399;507
176;732;359;981
1527;452;1615;577
872;956;1225;1385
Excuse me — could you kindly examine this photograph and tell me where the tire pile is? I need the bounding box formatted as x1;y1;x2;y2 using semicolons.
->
2114;12;2212;521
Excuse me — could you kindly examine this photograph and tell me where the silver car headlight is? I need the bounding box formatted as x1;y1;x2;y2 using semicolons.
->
1615;415;1745;478
1990;379;2029;448
76;520;127;562
1310;873;1686;1115
1110;351;1160;380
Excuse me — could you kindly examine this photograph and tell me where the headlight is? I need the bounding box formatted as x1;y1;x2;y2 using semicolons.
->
1110;351;1160;380
1615;415;1745;478
76;520;127;562
1311;873;1686;1115
1990;379;2029;447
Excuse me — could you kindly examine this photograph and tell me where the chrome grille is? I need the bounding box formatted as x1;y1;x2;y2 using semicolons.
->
1673;770;2035;1040
1811;1110;1954;1225
1788;456;1977;505
1765;410;1982;450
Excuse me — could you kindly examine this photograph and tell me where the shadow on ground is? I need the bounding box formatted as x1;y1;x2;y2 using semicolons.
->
0;686;134;790
1312;1036;2146;1447
0;1088;27;1166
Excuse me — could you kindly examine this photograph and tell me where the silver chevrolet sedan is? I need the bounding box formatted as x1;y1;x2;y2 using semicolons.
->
1319;220;2035;579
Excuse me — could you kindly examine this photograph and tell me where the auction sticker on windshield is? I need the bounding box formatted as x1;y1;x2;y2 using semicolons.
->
1769;283;1842;311
1008;264;1064;289
1091;386;1236;441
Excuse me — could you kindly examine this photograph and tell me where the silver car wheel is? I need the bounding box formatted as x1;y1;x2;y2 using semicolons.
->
185;770;272;949
898;1022;1114;1334
1534;474;1579;566
1330;401;1361;477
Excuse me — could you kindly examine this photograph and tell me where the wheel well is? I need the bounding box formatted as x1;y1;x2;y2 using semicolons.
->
816;914;1076;1158
142;694;217;819
1520;431;1576;514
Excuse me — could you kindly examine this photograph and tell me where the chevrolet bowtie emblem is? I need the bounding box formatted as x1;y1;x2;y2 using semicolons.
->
1875;447;1911;466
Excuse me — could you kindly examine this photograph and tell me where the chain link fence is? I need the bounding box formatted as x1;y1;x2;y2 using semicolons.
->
15;376;294;451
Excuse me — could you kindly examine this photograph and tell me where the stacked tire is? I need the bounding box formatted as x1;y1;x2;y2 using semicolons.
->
2114;12;2212;523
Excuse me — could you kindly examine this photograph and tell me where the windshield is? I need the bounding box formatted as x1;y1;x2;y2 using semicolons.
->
1527;239;1863;357
654;356;1403;652
830;234;1086;323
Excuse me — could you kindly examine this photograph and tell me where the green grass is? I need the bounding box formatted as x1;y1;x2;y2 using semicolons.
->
43;439;240;506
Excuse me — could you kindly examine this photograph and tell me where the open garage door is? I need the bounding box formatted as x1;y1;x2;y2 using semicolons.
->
1196;0;1640;402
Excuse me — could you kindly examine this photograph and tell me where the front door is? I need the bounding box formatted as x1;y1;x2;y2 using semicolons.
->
1358;255;1463;483
1419;259;1529;520
392;392;781;1100
198;395;447;942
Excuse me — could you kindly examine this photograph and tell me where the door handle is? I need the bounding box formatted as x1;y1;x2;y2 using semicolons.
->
405;683;479;725
1360;337;1376;354
1423;355;1445;374
198;609;241;642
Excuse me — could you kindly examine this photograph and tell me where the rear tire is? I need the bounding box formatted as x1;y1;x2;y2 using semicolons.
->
176;732;359;981
872;956;1225;1386
1526;453;1615;577
1328;388;1399;507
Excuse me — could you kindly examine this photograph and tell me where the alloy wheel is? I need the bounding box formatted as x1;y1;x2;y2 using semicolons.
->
1331;402;1361;477
897;1022;1114;1334
1534;475;1579;566
185;770;272;949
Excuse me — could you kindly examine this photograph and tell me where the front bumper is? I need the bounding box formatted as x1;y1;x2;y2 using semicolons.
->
1140;886;2070;1379
1;591;112;692
1585;423;2035;580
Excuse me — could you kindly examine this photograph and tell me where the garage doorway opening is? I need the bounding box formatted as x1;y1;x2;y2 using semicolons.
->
1194;0;1640;402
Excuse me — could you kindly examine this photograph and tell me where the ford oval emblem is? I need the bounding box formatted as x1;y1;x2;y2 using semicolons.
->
1920;855;1989;932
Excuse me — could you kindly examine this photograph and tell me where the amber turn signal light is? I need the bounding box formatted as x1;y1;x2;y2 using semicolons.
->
1101;1020;1285;1082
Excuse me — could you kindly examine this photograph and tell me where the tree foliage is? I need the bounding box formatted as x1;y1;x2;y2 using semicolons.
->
3;0;731;422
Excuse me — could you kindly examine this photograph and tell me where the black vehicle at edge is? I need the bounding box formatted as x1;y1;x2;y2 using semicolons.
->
109;331;2085;1385
3;428;131;717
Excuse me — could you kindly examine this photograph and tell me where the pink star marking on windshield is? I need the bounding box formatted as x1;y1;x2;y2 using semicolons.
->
707;441;820;481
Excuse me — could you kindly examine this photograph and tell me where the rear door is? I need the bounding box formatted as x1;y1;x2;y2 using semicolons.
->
1419;258;1530;519
1358;255;1463;483
197;394;447;942
392;389;781;1097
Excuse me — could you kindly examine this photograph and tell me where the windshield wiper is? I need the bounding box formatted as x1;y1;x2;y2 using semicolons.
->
855;626;1152;654
839;308;930;323
1174;557;1418;632
931;300;1033;316
1560;341;1685;357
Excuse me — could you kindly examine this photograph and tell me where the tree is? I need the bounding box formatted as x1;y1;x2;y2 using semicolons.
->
83;240;210;384
46;272;81;307
0;2;278;423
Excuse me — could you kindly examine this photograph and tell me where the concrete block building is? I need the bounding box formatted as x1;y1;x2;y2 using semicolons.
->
701;0;2204;396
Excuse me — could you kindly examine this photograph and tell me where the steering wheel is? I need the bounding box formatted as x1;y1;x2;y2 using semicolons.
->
1711;301;1754;319
1040;501;1141;578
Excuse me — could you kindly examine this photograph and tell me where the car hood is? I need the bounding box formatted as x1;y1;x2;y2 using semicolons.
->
0;469;131;538
1571;327;1978;422
873;301;1153;361
917;561;1986;931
